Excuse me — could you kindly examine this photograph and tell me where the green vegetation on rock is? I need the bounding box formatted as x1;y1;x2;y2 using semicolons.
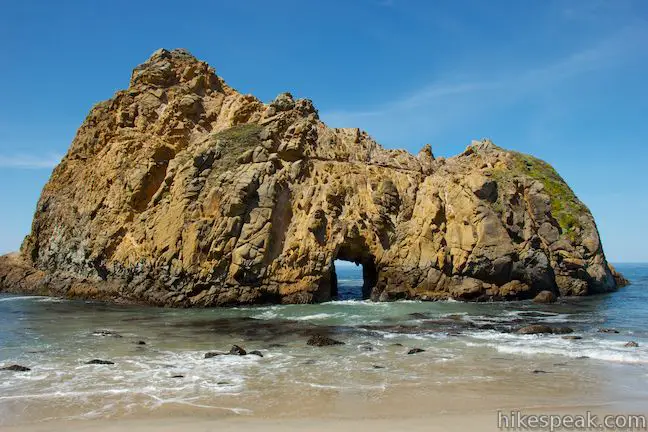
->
208;123;263;174
492;151;589;240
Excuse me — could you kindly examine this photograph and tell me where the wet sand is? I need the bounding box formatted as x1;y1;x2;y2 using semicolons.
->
5;402;647;432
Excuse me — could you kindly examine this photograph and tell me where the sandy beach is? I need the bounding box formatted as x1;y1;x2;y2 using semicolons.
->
4;402;648;432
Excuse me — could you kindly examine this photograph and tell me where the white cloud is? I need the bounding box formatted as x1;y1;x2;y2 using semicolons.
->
0;153;62;169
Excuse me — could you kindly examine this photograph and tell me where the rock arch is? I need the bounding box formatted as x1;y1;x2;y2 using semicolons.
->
0;48;620;307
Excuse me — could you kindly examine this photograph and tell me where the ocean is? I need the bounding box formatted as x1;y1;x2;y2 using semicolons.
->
1;263;647;425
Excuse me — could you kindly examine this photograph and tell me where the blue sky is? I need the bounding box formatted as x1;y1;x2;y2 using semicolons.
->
1;0;647;261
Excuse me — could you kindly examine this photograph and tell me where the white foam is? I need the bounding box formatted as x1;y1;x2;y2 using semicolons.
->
465;330;648;364
293;313;338;321
0;296;49;302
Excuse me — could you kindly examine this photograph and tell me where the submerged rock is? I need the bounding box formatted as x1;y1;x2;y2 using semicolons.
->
0;49;622;306
624;341;639;348
92;330;123;338
204;351;226;359
407;348;425;355
248;350;264;357
306;334;345;346
516;325;573;335
516;325;554;335
1;364;31;372
598;328;619;334
86;359;115;365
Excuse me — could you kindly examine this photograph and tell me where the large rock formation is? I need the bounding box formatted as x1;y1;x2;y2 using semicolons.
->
0;49;619;306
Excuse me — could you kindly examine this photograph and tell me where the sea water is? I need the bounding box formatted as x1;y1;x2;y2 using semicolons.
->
1;264;647;425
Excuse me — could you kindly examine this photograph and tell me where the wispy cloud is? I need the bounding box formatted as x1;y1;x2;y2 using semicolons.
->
0;153;62;169
322;24;648;140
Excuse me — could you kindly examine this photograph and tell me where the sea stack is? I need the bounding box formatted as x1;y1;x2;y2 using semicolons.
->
0;49;619;306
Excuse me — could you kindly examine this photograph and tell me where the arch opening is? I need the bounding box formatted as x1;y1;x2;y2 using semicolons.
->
329;240;378;301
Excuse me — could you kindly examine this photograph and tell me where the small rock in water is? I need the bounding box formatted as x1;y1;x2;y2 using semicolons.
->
516;325;554;334
533;290;557;304
532;369;550;374
390;343;404;347
306;334;345;346
372;365;385;369
92;330;123;338
229;345;247;355
248;350;264;357
204;351;226;359
135;340;146;345
624;341;639;348
1;364;31;372
408;312;429;319
171;374;184;378
86;359;114;365
562;335;582;340
407;348;425;355
598;328;619;334
516;325;573;335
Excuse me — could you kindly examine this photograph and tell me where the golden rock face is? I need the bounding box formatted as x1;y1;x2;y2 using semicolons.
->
0;49;617;306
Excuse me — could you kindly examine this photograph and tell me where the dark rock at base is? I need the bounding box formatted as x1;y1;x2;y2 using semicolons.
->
306;334;345;346
516;325;554;334
598;328;619;334
86;359;114;365
407;348;425;355
135;340;146;345
171;374;184;378
1;364;31;372
217;381;230;385
533;290;557;304
204;351;226;359
92;330;123;338
229;345;247;355
562;335;582;340
248;350;264;357
624;341;639;348
608;264;630;287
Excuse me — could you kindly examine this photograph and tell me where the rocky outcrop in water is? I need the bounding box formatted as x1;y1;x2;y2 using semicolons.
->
0;49;620;306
